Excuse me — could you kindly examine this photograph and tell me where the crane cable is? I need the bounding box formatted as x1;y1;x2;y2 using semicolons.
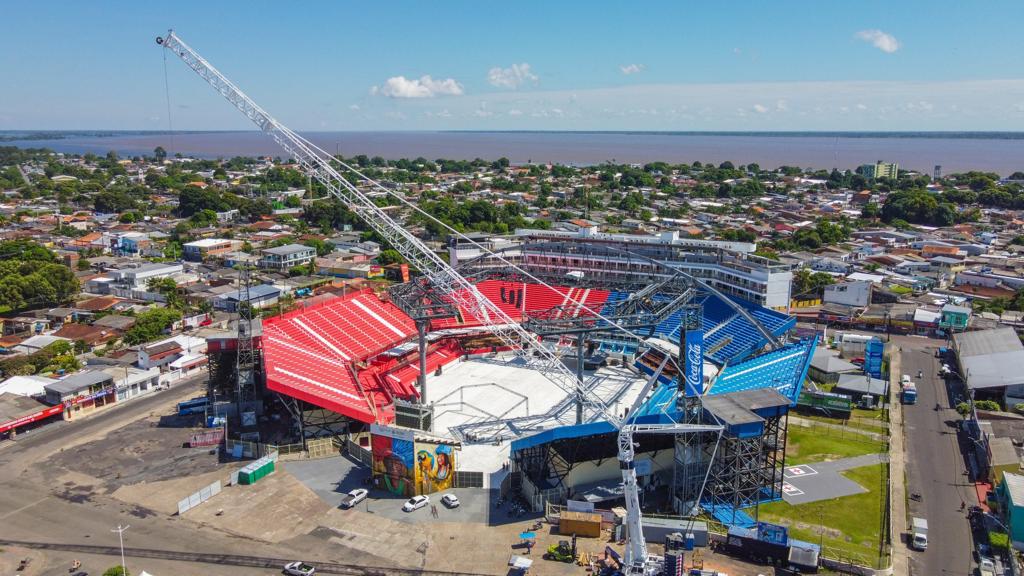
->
162;45;175;157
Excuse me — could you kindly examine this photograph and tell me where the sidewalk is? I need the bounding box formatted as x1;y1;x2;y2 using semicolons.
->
889;345;909;576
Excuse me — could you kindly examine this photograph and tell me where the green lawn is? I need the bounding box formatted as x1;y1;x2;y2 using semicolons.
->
786;425;888;465
754;464;888;567
800;413;888;434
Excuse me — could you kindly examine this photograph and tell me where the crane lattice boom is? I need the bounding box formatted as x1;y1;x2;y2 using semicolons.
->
157;30;724;574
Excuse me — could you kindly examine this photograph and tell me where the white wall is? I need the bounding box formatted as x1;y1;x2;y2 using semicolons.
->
824;281;871;307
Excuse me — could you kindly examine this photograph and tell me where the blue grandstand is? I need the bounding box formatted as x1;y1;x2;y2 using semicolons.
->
599;291;794;365
510;289;814;528
708;336;818;405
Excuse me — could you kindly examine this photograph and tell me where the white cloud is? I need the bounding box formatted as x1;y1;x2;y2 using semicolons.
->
620;63;645;75
752;103;768;114
507;109;523;116
855;29;900;53
345;78;1024;131
425;109;453;119
487;63;538;89
372;75;464;98
349;104;360;111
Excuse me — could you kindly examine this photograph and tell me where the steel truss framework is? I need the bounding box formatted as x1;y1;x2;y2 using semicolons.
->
675;409;787;523
206;347;264;410
454;241;782;348
234;267;260;415
513;431;676;500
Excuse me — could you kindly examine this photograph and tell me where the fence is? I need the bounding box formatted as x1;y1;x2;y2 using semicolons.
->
176;480;222;515
454;470;484;489
789;418;890;444
346;439;373;467
189;428;224;448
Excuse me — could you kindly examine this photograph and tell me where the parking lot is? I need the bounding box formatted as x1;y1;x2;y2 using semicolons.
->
285;454;531;525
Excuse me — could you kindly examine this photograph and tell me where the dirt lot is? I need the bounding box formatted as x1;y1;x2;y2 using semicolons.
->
43;414;223;495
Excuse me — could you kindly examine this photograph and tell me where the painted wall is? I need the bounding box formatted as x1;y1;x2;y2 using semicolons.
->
370;424;415;497
414;440;457;495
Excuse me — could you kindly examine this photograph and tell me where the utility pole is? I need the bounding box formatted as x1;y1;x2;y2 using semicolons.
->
111;524;129;576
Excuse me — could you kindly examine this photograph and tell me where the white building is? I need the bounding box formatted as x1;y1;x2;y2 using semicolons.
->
109;262;184;297
450;228;793;309
823;281;872;308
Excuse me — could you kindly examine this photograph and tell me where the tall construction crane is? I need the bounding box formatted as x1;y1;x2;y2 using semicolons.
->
157;30;722;574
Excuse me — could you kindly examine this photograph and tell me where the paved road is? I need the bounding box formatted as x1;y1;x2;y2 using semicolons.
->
0;375;204;458
898;336;975;576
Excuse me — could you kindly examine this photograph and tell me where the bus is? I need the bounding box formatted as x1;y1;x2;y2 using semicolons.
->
177;396;210;416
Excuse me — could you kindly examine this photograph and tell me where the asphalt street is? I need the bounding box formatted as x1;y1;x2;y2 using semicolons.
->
898;336;976;576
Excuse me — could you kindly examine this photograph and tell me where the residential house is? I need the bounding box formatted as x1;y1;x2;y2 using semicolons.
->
182;238;241;262
259;244;315;270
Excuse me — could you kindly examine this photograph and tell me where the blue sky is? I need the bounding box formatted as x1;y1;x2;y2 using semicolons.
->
2;1;1024;131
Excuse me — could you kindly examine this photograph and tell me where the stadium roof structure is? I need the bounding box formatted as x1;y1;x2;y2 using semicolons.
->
701;388;790;427
511;338;817;453
261;289;419;424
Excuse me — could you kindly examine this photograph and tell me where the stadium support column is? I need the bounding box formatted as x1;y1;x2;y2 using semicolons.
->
576;335;585;425
417;320;428;405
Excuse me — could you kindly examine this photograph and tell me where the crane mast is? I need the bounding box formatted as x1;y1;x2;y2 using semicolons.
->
157;31;723;574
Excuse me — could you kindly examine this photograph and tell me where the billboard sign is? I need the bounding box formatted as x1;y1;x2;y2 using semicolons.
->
757;522;789;546
683;328;704;397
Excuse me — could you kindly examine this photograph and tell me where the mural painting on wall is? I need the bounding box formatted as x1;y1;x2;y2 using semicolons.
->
370;424;415;497
415;442;456;494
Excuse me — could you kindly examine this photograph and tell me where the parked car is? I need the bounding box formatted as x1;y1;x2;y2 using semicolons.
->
283;561;316;576
403;495;430;512
441;493;460;508
339;488;368;509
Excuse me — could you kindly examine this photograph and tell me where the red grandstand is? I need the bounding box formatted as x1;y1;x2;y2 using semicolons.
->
258;283;610;426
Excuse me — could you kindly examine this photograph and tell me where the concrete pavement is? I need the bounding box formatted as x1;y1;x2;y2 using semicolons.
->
783;453;888;505
888;344;910;576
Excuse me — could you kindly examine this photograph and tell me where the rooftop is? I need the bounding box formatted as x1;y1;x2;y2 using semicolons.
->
954;327;1024;390
44;370;113;395
262;243;313;256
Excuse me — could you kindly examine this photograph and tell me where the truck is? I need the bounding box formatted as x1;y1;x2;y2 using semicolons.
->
911;517;928;550
902;382;918;405
979;557;996;576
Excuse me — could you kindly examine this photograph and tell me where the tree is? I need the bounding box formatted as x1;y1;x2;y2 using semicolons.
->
377;249;404;265
303;238;333;257
792;269;835;298
861;202;881;220
153;146;167;163
103;566;129;576
881;189;958;226
123;307;182;345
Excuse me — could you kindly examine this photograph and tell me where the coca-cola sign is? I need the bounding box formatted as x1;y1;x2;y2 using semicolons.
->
684;329;704;396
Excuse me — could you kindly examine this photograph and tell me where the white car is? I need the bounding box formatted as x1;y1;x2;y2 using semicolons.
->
283;561;316;576
402;494;430;512
339;488;368;509
441;493;460;508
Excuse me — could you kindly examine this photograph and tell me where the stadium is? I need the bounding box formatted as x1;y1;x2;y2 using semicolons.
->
205;234;815;528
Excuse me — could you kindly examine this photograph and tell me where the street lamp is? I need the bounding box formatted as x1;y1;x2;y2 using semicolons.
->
111;524;129;576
